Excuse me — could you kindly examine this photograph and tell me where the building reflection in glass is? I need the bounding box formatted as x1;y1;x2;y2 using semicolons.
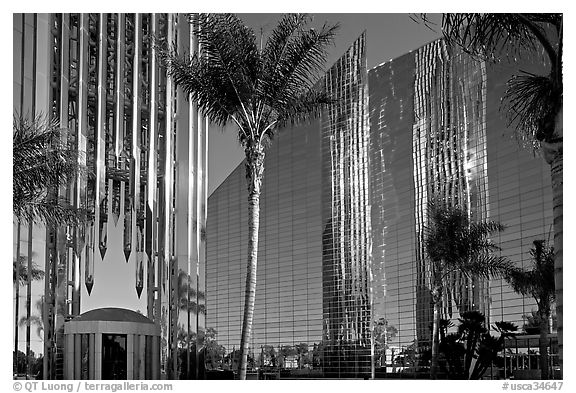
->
320;32;372;378
206;33;553;378
206;34;371;378
368;39;554;372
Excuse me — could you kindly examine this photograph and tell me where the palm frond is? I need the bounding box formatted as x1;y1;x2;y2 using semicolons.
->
13;113;83;226
505;239;555;300
273;88;334;131
492;320;518;335
262;20;339;114
158;14;260;131
195;13;261;130
13;257;44;286
504;71;561;145
425;201;508;281
195;13;261;92
458;255;515;280
158;38;240;128
15;198;85;227
157;13;337;149
441;14;545;63
261;14;311;81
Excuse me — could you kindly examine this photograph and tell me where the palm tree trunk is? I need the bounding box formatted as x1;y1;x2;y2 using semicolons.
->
539;311;550;380
430;285;442;380
551;140;563;380
238;144;265;380
542;105;562;378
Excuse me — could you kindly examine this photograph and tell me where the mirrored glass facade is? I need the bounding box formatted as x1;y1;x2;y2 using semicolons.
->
13;13;207;380
206;34;371;378
321;33;372;377
206;104;325;377
207;35;554;379
368;40;554;372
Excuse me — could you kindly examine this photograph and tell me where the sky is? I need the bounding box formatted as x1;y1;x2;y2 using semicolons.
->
208;13;442;195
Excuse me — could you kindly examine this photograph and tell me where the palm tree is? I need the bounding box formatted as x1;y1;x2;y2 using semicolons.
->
439;311;518;379
18;297;46;342
159;13;338;379
424;13;563;375
177;269;206;316
13;254;43;375
424;201;513;379
505;240;555;379
13;113;82;226
13;257;44;286
373;317;398;367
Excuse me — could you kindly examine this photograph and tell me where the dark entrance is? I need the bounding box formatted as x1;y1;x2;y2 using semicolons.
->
102;334;127;379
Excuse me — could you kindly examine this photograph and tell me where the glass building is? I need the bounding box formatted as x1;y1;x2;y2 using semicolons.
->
207;35;555;378
13;13;208;379
206;34;372;378
368;39;554;371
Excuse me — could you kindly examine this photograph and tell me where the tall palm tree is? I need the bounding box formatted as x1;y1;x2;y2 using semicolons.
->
159;13;338;379
424;202;513;379
505;240;555;379
425;13;563;375
13;113;82;226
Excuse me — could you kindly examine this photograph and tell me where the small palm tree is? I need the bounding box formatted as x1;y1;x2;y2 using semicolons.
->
160;13;338;379
13;257;44;286
425;201;513;379
18;297;46;341
425;13;563;375
505;240;555;379
177;269;206;316
13;113;82;226
13;253;43;375
373;317;398;367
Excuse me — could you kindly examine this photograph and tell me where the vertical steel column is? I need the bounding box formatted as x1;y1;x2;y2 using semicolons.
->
89;333;95;379
194;12;209;376
13;12;24;371
173;13;193;378
77;13;91;295
111;14;125;227
123;14;134;263
57;13;73;322
94;333;102;379
139;334;146;378
58;14;78;319
37;12;60;380
132;13;144;298
115;14;126;163
155;12;169;377
152;335;160;378
24;12;37;381
146;13;159;319
163;13;177;378
133;333;140;380
73;334;81;379
96;13;108;260
65;333;74;379
127;333;134;379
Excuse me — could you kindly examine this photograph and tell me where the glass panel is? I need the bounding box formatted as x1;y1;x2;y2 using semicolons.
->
102;334;127;380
